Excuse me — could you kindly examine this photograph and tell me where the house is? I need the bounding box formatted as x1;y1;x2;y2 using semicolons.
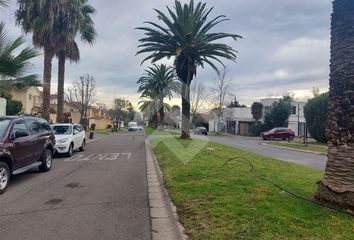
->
10;87;42;114
209;108;255;136
0;98;6;116
208;98;308;136
48;95;81;123
260;98;307;136
88;106;111;130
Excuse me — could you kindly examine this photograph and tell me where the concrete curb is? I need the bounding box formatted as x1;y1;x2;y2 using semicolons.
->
145;140;188;240
261;142;327;156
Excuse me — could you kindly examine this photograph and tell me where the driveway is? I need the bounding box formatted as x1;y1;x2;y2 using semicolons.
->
198;135;327;170
0;132;151;240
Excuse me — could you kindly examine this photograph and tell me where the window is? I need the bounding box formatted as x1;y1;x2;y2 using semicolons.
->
52;125;72;135
29;94;32;100
292;106;297;115
38;120;51;133
26;119;41;135
11;122;28;138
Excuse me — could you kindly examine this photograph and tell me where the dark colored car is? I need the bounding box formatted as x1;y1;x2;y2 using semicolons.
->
0;116;55;194
194;126;208;135
261;127;295;141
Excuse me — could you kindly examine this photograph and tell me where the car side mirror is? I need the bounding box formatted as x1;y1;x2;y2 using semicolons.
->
13;130;29;139
73;130;79;135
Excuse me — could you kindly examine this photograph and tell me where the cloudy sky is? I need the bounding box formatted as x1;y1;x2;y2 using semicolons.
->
1;0;332;109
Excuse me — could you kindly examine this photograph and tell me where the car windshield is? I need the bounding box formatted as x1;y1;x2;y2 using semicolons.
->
0;119;10;139
51;125;72;135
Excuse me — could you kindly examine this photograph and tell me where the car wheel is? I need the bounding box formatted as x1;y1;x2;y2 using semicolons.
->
67;143;74;157
0;162;10;194
269;136;274;141
79;140;86;152
39;149;52;172
288;136;294;141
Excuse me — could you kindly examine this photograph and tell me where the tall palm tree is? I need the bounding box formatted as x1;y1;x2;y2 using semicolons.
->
16;0;62;120
137;64;180;127
316;0;354;209
0;23;38;83
137;0;241;138
55;0;96;123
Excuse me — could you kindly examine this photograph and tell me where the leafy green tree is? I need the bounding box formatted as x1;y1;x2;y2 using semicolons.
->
304;93;328;143
228;97;246;108
55;0;96;123
316;0;354;209
6;100;22;115
251;102;263;122
263;97;292;130
136;0;241;138
111;98;133;130
137;64;181;126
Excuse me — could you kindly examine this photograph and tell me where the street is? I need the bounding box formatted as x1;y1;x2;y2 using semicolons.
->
202;135;327;170
0;132;151;240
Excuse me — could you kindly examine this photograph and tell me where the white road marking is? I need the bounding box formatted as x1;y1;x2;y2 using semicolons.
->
64;153;132;162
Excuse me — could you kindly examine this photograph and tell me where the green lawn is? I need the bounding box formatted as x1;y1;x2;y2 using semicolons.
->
92;129;114;135
267;141;328;154
144;127;178;136
150;137;353;240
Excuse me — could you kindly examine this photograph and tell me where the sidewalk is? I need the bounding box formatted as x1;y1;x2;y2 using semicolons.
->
145;140;187;240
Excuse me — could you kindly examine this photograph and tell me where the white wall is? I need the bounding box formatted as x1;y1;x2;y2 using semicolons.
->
0;98;6;116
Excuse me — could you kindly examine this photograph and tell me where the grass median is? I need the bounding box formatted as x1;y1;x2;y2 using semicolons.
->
145;127;178;136
150;137;353;240
267;141;328;154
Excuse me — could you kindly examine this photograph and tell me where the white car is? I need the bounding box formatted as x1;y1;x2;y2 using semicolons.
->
128;122;140;131
51;123;86;157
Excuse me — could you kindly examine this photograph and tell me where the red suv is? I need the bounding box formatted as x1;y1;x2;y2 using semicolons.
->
261;127;295;141
0;116;55;194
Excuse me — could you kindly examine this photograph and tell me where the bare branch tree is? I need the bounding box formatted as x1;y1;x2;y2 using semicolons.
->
210;67;234;132
66;74;96;124
190;78;205;120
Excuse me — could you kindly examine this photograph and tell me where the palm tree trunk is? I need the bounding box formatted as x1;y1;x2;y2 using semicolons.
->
41;47;54;121
181;82;191;139
159;98;165;127
56;51;66;123
315;0;354;209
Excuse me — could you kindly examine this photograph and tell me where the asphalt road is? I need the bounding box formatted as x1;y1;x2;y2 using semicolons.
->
198;135;328;170
0;132;151;240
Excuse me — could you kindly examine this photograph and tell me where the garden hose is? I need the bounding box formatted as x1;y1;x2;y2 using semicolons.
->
198;155;354;217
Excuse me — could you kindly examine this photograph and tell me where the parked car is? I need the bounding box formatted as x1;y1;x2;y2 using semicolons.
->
51;123;86;157
0;116;55;194
194;126;208;135
128;122;139;131
261;128;295;141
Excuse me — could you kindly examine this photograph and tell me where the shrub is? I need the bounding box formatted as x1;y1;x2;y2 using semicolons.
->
304;93;328;143
107;124;112;129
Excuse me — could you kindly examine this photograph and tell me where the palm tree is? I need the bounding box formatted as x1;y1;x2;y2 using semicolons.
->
0;23;38;83
139;89;172;129
16;0;62;120
55;0;96;123
316;0;354;209
137;0;241;138
137;64;180;127
139;92;159;129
